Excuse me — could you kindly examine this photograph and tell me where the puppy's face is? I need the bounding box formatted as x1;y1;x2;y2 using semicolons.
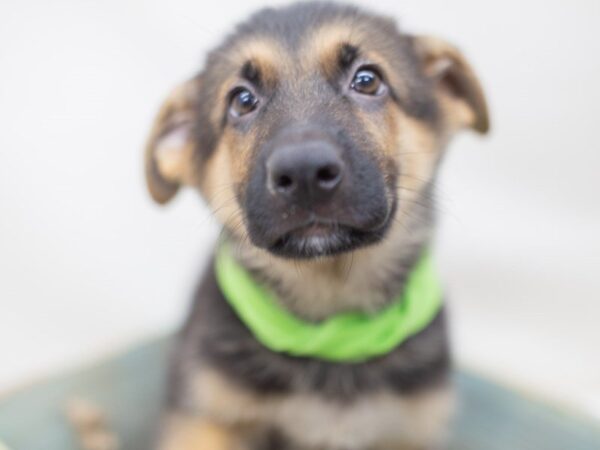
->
145;3;488;259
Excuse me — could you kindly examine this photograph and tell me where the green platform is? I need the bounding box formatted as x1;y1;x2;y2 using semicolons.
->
1;337;599;450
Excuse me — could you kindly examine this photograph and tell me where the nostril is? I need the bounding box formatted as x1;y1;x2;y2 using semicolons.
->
276;174;294;191
316;165;338;182
316;163;342;190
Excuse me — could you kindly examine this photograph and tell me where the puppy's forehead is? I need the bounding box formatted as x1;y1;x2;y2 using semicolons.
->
213;5;402;80
201;3;436;122
301;22;395;76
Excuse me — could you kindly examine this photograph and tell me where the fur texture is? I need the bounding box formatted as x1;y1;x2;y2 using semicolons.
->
144;2;489;449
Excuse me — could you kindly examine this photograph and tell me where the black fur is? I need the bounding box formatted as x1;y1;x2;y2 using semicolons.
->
168;259;451;408
243;122;397;258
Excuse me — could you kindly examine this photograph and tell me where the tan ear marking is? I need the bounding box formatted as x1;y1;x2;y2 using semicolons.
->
154;122;193;182
144;77;200;204
414;35;490;134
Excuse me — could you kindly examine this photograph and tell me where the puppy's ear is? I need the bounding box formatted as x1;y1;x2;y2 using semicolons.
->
145;76;200;204
413;36;490;134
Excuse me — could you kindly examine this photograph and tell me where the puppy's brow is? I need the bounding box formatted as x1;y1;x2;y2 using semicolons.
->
339;44;359;69
233;42;281;87
241;61;260;84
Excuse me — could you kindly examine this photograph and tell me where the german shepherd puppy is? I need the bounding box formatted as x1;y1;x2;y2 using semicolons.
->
144;2;489;449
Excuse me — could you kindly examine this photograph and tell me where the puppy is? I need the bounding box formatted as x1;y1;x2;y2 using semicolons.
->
144;2;489;449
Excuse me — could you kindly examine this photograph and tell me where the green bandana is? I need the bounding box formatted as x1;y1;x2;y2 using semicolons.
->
215;245;442;363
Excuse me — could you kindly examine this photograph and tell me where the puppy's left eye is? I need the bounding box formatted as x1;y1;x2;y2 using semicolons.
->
351;69;383;95
230;88;259;117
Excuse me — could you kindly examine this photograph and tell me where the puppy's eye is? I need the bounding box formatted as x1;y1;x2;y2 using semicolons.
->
230;88;258;117
351;69;383;95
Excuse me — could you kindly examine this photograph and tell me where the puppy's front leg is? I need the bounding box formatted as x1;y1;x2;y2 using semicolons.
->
158;414;247;450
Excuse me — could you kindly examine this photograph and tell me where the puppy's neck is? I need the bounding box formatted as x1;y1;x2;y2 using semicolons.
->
228;217;434;322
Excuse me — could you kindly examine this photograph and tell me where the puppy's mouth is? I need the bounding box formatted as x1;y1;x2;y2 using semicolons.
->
267;207;395;259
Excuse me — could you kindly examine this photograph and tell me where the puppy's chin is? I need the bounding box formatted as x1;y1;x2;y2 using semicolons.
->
256;203;397;260
242;193;398;260
267;225;389;259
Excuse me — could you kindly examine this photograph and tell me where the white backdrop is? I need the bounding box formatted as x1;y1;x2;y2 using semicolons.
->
1;0;599;418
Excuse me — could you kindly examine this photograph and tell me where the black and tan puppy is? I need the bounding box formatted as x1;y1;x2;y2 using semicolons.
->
144;2;489;449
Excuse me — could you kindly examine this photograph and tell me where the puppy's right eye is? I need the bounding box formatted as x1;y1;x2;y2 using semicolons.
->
230;88;258;117
351;68;383;96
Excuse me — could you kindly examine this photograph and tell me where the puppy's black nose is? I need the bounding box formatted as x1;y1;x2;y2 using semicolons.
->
267;142;344;205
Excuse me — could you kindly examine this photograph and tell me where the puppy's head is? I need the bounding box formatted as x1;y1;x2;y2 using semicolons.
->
145;2;489;259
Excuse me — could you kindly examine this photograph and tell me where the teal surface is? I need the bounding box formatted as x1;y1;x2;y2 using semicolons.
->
0;337;599;450
0;339;170;450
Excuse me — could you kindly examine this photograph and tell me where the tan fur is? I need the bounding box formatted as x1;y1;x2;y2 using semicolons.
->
66;398;119;450
207;38;288;131
303;22;411;100
396;115;442;206
232;218;429;321
145;77;200;203
201;140;245;237
304;22;358;78
228;38;290;86
158;415;246;450
413;35;489;133
192;368;454;450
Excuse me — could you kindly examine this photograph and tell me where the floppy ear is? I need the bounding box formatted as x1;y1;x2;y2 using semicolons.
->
144;76;200;204
413;35;490;134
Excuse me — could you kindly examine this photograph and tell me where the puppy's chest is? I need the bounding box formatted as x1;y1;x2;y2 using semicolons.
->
193;369;453;450
180;267;452;447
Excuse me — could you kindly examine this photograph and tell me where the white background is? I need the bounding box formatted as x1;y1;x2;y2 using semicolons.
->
1;0;599;419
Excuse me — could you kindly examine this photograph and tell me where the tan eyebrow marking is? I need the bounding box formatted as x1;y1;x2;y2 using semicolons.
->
300;22;411;100
207;37;289;128
228;37;289;87
301;22;360;78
